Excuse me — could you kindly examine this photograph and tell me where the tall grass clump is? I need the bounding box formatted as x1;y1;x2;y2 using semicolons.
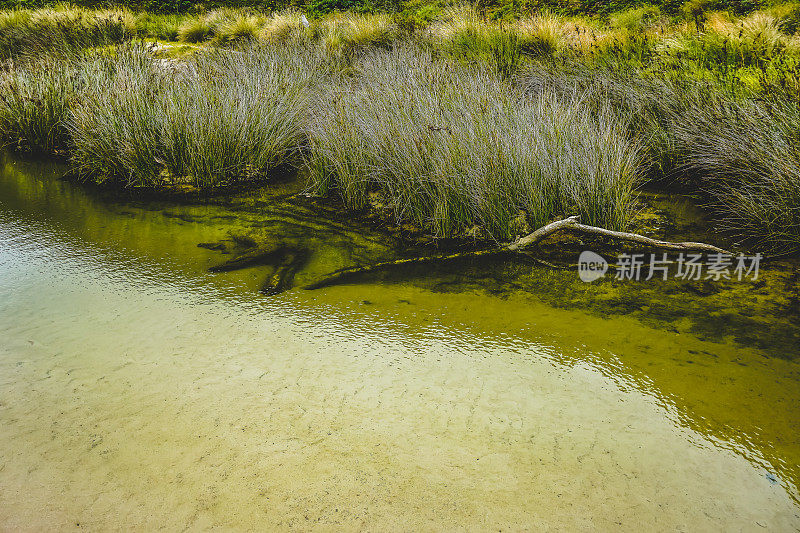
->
421;6;528;75
214;14;265;46
68;43;322;188
317;13;399;59
515;13;565;57
521;60;800;249
307;46;641;239
669;92;800;249
261;9;308;44
134;12;183;41
657;11;793;71
610;6;663;33
0;53;103;154
177;15;216;43
178;8;259;44
524;64;732;168
0;7;135;58
0;62;74;154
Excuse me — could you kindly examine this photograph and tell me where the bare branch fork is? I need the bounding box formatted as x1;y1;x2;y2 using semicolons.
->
304;215;730;291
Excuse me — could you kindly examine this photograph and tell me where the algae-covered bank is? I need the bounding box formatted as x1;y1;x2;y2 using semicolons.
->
1;155;800;530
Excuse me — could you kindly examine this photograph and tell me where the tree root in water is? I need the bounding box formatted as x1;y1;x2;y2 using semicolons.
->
208;248;286;273
204;240;309;295
261;249;309;295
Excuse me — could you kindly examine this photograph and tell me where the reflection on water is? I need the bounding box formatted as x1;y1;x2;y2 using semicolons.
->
1;155;799;529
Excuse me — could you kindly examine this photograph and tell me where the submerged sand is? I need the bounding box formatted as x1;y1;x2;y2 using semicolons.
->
0;156;798;530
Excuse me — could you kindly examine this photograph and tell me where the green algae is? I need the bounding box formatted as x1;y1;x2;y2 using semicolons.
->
2;153;798;359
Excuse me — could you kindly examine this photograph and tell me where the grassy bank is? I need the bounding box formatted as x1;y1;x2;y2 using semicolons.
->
522;62;800;250
0;3;799;249
308;46;640;238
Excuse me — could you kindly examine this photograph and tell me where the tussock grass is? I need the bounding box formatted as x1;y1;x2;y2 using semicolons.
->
178;9;268;45
316;13;399;59
0;57;83;154
522;61;800;249
308;46;641;239
610;6;663;33
214;14;265;46
261;9;308;44
422;4;480;41
177;15;216;43
0;6;135;58
67;45;163;182
521;62;685;177
422;7;526;75
68;44;322;188
654;10;800;71
669;92;800;249
0;3;798;248
516;13;565;57
134;13;182;41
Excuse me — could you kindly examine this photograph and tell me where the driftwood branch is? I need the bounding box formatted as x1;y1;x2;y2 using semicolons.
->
304;216;730;291
569;222;729;253
506;216;581;251
507;215;730;254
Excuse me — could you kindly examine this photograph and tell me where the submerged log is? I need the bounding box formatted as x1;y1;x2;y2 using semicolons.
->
304;216;730;291
204;238;310;294
303;248;519;291
208;248;286;273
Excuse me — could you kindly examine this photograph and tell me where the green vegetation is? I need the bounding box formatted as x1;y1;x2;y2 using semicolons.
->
177;13;217;42
133;12;182;41
0;6;135;58
671;92;800;250
0;2;799;249
0;59;81;153
0;0;780;17
308;46;639;238
67;44;320;187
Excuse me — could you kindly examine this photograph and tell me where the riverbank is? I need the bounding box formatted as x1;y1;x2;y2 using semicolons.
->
1;4;800;251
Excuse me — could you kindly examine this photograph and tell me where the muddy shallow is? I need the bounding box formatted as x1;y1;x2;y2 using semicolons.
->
1;156;799;530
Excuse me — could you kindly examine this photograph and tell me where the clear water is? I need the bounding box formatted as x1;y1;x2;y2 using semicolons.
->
1;155;798;530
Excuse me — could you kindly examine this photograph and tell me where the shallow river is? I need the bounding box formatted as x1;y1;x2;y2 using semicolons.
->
1;155;799;530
